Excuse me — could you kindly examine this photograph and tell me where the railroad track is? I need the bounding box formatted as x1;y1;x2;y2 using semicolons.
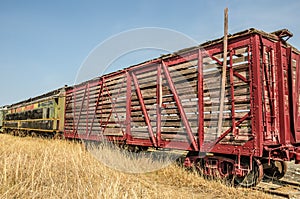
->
254;179;300;199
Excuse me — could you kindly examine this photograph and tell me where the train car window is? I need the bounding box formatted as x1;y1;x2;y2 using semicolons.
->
32;110;36;119
36;109;43;119
16;113;21;120
29;111;33;119
47;108;50;118
21;111;26;120
54;97;59;105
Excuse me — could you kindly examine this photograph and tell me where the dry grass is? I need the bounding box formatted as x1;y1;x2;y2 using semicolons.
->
0;134;271;199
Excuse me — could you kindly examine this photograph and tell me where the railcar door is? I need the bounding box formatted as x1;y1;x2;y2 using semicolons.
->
289;50;300;142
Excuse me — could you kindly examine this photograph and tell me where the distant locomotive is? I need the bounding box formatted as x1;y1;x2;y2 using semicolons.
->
1;88;65;137
1;28;300;187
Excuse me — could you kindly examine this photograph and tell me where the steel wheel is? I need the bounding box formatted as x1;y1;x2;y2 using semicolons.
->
233;158;264;187
263;160;287;180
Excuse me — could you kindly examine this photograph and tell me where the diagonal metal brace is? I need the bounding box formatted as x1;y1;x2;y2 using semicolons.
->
161;61;198;150
132;72;157;147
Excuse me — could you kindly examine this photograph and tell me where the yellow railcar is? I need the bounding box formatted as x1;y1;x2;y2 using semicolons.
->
2;88;66;137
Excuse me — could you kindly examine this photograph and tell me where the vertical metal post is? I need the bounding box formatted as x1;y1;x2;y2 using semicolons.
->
156;64;162;146
276;41;290;145
252;34;264;156
270;49;278;136
197;50;204;151
217;7;229;137
261;42;272;137
86;83;90;137
125;72;132;141
63;89;68;136
73;88;76;136
287;47;296;137
100;80;105;128
229;50;236;136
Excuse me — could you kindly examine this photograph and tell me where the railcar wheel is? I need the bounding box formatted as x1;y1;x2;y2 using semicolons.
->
233;158;263;187
262;160;287;180
123;145;148;153
193;157;234;180
193;158;206;176
53;132;64;139
19;130;27;137
30;131;38;137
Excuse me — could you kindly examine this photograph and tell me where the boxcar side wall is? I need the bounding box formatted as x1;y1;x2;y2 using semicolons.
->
63;30;300;160
64;33;258;156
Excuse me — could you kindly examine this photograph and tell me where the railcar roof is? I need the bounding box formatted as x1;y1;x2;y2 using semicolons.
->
7;87;65;109
157;28;298;61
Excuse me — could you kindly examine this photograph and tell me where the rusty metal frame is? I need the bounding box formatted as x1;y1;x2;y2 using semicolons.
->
156;64;162;146
261;44;269;137
161;60;198;151
201;42;253;153
125;72;132;141
65;35;257;155
294;52;300;137
229;49;237;136
86;83;90;135
276;41;291;145
250;34;264;156
101;77;126;134
269;47;278;138
197;50;204;150
72;86;76;136
131;72;157;147
62;31;300;165
205;112;251;151
88;79;103;137
209;50;249;83
287;47;297;141
74;85;87;134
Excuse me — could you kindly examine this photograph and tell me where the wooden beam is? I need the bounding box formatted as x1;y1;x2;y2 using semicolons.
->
217;7;229;137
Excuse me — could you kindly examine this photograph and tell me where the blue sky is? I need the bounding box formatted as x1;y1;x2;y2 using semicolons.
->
0;0;300;105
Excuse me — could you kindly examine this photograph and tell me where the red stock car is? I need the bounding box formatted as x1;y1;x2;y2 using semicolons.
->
1;28;300;187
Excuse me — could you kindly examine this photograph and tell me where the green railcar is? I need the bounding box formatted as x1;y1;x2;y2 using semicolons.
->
2;88;66;136
0;106;6;133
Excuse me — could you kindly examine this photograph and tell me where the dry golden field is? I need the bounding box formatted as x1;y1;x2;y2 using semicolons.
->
0;134;271;199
